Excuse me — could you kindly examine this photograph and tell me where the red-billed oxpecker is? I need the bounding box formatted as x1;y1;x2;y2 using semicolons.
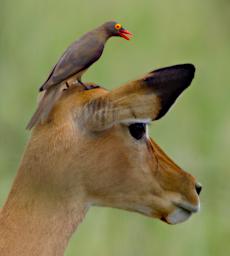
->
26;21;132;129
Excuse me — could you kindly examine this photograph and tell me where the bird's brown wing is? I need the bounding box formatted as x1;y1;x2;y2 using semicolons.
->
40;33;104;91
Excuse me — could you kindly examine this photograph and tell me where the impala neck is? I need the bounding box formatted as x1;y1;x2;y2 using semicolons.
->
0;136;88;256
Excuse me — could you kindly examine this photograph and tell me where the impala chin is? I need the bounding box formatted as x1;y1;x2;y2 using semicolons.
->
164;201;200;225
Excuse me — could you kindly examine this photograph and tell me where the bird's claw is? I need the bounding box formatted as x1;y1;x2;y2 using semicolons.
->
84;84;100;90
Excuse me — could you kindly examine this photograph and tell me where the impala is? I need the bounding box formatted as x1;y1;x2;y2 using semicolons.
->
0;64;201;256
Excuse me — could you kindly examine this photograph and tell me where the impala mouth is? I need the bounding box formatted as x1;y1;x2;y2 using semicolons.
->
174;202;200;213
163;201;200;225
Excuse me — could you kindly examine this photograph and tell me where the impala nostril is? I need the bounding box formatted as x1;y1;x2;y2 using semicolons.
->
195;183;202;195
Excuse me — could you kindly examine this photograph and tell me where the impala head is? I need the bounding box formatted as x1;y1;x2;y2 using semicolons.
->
31;64;201;225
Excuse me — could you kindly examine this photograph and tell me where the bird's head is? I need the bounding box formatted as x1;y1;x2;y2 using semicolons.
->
103;21;133;40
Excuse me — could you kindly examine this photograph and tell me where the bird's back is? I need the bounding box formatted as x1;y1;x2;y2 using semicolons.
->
40;31;105;91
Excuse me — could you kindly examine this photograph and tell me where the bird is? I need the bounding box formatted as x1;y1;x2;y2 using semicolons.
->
26;21;132;130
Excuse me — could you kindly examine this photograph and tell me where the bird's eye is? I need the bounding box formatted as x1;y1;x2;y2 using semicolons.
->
114;23;122;30
128;123;146;140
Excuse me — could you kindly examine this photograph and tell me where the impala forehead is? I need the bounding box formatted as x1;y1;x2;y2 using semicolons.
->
58;86;108;110
64;84;107;99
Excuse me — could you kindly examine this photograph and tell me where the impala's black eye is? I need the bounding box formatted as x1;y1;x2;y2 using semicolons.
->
128;123;146;140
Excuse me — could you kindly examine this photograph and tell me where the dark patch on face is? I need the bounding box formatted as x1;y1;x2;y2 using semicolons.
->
160;216;168;222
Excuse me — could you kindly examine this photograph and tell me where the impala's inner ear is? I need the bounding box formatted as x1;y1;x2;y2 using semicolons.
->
81;64;195;131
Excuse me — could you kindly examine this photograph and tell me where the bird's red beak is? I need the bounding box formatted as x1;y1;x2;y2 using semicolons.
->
118;29;133;40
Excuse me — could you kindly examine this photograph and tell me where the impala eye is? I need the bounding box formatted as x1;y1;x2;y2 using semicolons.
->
128;123;146;140
114;23;122;30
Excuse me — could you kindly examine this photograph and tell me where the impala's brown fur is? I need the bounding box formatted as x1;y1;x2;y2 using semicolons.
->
0;64;200;256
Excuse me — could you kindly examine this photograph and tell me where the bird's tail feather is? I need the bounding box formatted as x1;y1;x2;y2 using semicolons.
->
26;86;63;130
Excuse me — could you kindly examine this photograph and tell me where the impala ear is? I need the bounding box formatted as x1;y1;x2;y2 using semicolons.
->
143;63;195;120
81;64;195;131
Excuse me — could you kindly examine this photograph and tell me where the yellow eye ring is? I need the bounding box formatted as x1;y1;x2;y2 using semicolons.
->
114;23;122;30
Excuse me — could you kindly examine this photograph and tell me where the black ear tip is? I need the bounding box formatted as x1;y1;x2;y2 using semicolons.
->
151;63;196;75
178;63;196;82
154;63;196;86
182;63;195;70
148;63;196;121
182;63;196;76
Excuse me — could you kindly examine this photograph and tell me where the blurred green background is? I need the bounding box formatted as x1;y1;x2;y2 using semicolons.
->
0;0;230;255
